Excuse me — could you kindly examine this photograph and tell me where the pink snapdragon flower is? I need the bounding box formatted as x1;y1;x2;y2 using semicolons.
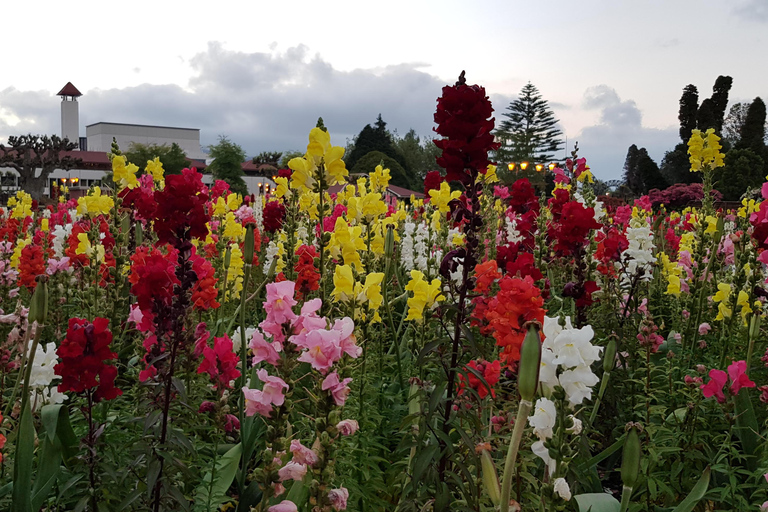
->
322;371;353;406
328;487;349;511
493;186;510;199
268;501;298;512
264;281;298;324
336;419;359;436
700;369;728;403
698;323;711;335
290;439;319;466
727;360;755;395
332;318;361;358
278;461;307;482
242;370;289;417
297;329;343;372
258;369;289;405
250;330;281;366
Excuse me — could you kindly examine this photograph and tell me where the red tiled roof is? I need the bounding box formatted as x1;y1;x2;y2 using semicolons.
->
57;82;82;97
242;161;278;176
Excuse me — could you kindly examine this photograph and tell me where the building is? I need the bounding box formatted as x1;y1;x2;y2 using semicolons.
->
40;82;275;198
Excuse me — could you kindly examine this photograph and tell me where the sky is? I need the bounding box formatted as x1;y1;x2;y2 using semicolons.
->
1;0;767;181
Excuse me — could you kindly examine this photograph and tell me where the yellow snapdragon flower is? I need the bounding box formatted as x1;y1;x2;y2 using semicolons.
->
146;157;164;185
428;182;461;214
76;187;114;218
404;270;444;321
370;165;391;192
713;282;732;321
112;155;139;190
688;128;725;172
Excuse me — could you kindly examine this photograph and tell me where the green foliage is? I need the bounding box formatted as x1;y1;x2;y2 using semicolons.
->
713;148;765;200
126;142;188;175
252;151;283;168
193;443;242;512
494;82;564;165
346;115;408;173
678;85;699;143
351;150;413;189
737;97;767;153
392;129;442;183
624;145;666;195
279;150;304;168
660;143;698;186
208;136;248;196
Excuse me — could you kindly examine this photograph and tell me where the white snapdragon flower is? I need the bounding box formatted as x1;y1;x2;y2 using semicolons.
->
539;348;559;394
558;366;600;406
28;342;59;389
553;478;571;501
548;324;602;368
232;327;257;353
567;415;583;435
528;397;557;440
531;440;556;476
401;221;416;271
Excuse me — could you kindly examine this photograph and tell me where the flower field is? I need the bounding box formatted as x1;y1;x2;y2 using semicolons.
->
1;75;767;512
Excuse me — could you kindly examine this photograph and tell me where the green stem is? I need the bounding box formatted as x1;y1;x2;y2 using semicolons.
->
619;485;633;512
589;371;611;427
499;399;532;512
18;322;43;417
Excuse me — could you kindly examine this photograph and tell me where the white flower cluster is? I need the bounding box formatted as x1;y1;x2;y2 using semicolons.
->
28;342;67;411
401;220;430;272
264;239;281;273
621;225;656;284
52;223;73;258
539;316;602;406
504;216;525;245
253;195;264;231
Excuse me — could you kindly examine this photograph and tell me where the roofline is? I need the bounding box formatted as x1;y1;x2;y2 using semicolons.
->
85;122;200;132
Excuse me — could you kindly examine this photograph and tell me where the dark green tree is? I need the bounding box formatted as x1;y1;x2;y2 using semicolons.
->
253;151;283;167
638;150;667;193
392;129;443;183
678;84;699;142
623;145;643;195
280;151;304;168
710;75;733;133
737;97;766;152
494;82;564;165
714;149;765;200
351;151;412;189
346;114;408;171
660;143;697;185
0;134;80;200
126;142;188;175
208;136;248;196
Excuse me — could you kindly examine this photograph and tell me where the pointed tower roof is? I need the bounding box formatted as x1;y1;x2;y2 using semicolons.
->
57;82;82;97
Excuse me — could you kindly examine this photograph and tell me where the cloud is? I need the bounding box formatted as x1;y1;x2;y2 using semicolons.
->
1;43;447;155
575;86;677;181
654;38;680;49
733;0;768;22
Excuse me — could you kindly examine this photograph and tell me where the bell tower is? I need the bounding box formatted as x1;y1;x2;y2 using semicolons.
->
57;82;82;146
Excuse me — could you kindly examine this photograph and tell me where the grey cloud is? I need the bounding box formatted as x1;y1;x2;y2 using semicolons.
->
733;0;768;22
655;38;680;48
1;43;448;156
574;86;676;181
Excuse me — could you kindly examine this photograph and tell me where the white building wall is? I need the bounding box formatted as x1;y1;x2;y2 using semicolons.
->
86;123;207;160
61;100;79;143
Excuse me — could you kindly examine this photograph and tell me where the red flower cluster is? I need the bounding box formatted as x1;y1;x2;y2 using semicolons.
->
129;246;180;330
479;275;545;365
152;168;210;246
263;201;286;233
196;335;241;390
460;359;501;399
54;317;122;401
18;243;45;290
594;227;629;276
423;171;443;198
496;244;543;281
548;201;601;257
191;248;219;310
294;244;320;300
433;74;499;185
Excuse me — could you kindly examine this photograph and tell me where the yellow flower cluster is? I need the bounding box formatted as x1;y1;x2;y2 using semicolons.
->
9;191;33;219
687;128;724;172
288;128;348;191
226;245;244;300
76;187;114;218
146;157;165;186
404;270;444;321
428;182;461;214
112;155;139;190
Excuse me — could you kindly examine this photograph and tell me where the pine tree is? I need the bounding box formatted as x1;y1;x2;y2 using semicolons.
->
208;136;248;196
738;97;766;152
623;145;643;195
494;83;564;165
678;84;699;142
346;114;408;171
624;145;666;194
710;76;733;133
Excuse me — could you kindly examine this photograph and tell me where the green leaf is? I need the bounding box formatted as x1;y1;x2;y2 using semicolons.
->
12;401;35;512
574;493;621;512
193;443;242;512
733;388;759;472
670;466;710;512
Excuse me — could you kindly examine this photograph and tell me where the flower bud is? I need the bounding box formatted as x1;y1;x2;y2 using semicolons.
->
714;216;725;245
385;225;395;259
749;313;761;341
224;246;232;268
28;276;49;324
121;214;130;235
621;424;642;488
518;323;541;402
603;338;617;373
480;449;501;506
135;222;143;246
244;224;255;264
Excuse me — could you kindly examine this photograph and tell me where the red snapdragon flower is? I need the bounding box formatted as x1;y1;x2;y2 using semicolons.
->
191;248;219;310
423;171;443;198
294;244;320;300
548;201;601;257
461;359;501;399
18;244;45;290
153;168;210;246
263;201;286;233
54;317;122;401
197;335;241;390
